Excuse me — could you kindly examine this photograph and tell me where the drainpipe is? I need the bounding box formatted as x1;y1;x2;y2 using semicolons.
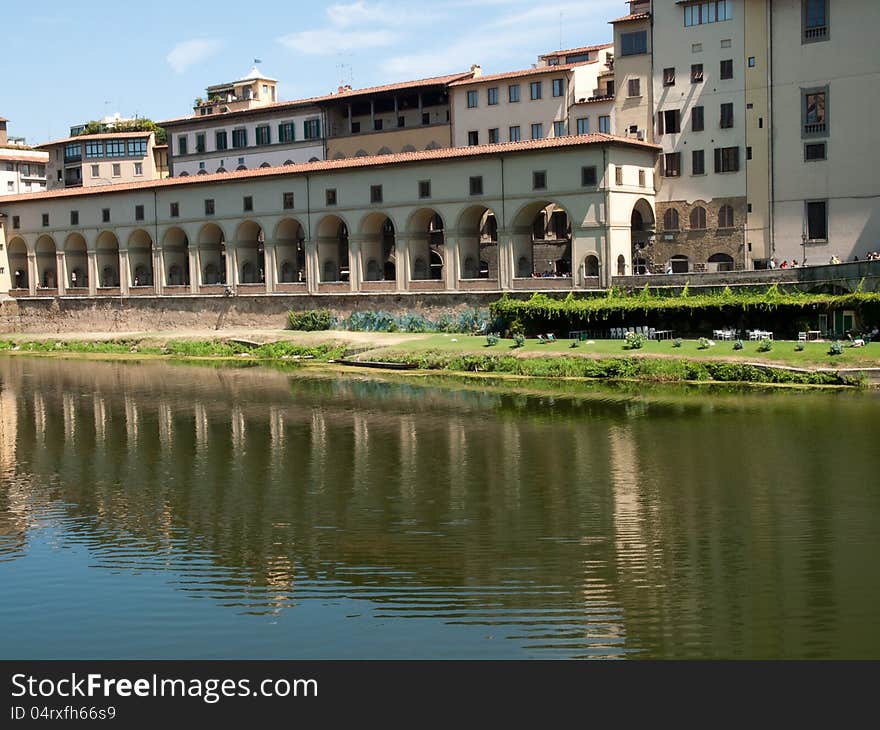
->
603;144;610;289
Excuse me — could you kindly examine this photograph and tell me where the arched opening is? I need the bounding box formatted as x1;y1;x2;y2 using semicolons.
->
236;165;247;171
235;220;265;285
630;198;655;273
64;233;88;288
584;254;600;278
512;201;572;278
35;235;58;289
283;160;295;166
95;231;120;288
690;206;707;230
179;171;190;177
275;218;306;284
127;229;154;287
718;205;734;229
377;146;392;155
456;205;498;280
670;254;689;273
216;167;227;174
316;215;349;282
663;208;680;231
259;162;271;169
406;209;445;281
617;255;626;276
7;238;28;290
359;213;396;282
162;227;191;286
401;144;416;153
708;252;735;272
198;223;227;285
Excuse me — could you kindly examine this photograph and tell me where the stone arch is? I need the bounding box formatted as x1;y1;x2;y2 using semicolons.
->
511;199;574;278
198;222;227;285
259;162;271;169
401;144;417;153
456;204;499;280
162;226;191;286
406;208;445;281
235;220;265;284
127;229;154;287
95;231;120;288
35;235;58;289
7;237;29;290
355;149;368;158
274;217;307;284
377;146;392;156
315;214;350;282
63;233;88;289
709;252;735;272
670;254;689;273
358;212;397;281
583;253;600;279
179;171;190;177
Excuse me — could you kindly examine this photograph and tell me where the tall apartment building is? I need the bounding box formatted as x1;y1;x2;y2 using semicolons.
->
0;118;49;196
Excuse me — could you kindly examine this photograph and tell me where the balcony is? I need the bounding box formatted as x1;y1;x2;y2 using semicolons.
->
803;122;827;136
804;25;828;41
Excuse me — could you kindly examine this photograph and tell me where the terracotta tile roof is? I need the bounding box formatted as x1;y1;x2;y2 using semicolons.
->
610;12;651;23
0;134;659;204
37;131;154;148
161;71;474;127
538;42;613;59
448;62;589;87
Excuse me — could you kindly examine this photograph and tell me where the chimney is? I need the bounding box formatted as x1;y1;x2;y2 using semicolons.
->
470;64;482;78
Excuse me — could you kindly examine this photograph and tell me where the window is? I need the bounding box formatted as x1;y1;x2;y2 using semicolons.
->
803;88;828;136
533;171;547;190
692;105;705;132
421;113;430;125
170;202;179;218
530;81;542;100
85;141;104;158
91;164;100;177
215;131;228;150
598;115;611;133
177;136;187;156
487;87;499;105
748;56;756;68
70;211;79;225
102;208;110;223
397;116;405;128
663;68;676;86
256;126;271;145
628;78;641;97
721;39;732;48
576;117;589;135
509;125;521;142
134;162;143;176
205;199;215;215
196;133;206;153
243;196;253;212
418;180;431;199
232;129;247;148
488;128;500;144
467;90;478;108
325;188;337;206
720;59;733;80
508;84;520;103
718;205;734;228
658;109;680;135
64;142;82;162
639;169;646;187
803;0;829;42
283;192;295;209
806;200;827;240
662;152;681;177
720;102;734;128
370;185;383;203
552;78;564;97
553;121;566;137
41;213;49;227
12;216;20;229
469;176;483;195
692;43;703;53
805;142;827;161
467;130;479;146
304;119;321;139
582;166;597;186
370;118;382;131
621;30;648;56
664;209;680;230
531;123;543;140
714;146;740;172
615;166;623;186
690;206;707;230
746;146;753;160
683;1;732;26
104;141;125;158
691;64;704;83
127;139;148;157
692;149;706;175
135;205;144;221
112;163;121;177
199;161;206;170
278;123;295;144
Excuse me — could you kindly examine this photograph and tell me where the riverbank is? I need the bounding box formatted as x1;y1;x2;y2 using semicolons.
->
2;329;879;386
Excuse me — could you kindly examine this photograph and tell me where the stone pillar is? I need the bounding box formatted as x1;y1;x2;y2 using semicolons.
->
225;244;236;287
395;236;409;292
264;242;276;293
87;251;98;296
496;228;514;290
119;249;130;295
189;248;200;293
153;247;164;295
55;252;67;295
444;231;460;291
27;253;37;296
305;239;319;294
348;237;362;292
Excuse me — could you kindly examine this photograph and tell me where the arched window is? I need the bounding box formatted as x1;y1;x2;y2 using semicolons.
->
355;149;368;157
283;160;295;166
259;162;271;169
179;171;190;177
236;165;247;171
196;170;207;176
664;208;680;231
718;205;734;228
617;255;626;276
308;157;319;163
585;255;599;277
377;146;392;155
216;167;227;174
708;252;735;272
670;255;689;273
401;144;417;153
690;206;707;230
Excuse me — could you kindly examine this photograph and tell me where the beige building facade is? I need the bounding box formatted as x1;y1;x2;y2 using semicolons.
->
1;118;49;196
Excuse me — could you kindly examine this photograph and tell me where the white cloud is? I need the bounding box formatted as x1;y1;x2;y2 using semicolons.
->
277;28;397;55
166;38;223;74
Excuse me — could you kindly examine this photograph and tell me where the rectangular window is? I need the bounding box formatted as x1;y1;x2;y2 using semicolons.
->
533;171;547;190
64;143;81;163
531;123;543;140
469;176;483;195
692;149;706;175
598;116;611;133
803;88;828;136
85;141;104;158
467;90;478;108
105;140;125;157
127;139;148;157
746;146;753;160
112;163;121;177
13;216;20;229
488;128;500;144
662;152;681;177
691;64;704;83
215;131;228;150
628;78;641;97
621;30;648;56
42;213;50;227
805;142;827;161
720;59;733;80
748;56;756;68
714;146;740;172
663;67;676;86
325;188;337;206
135;205;144;221
509;125;521;142
639;169;646;187
419;180;431;199
508;84;520;103
205;199;215;216
232;129;247;148
615;166;623;186
243;196;253;212
467;130;479;146
684;1;732;27
170;202;179;218
803;0;829;42
553;121;566;137
662;109;680;134
806;200;828;240
720;102;734;128
304;119;321;139
487;87;499;105
283;192;295;209
278;123;295;144
370;185;383;203
692;105;705;131
70;211;79;225
256;125;271;145
134;162;143;176
196;133;206;153
91;164;100;177
102;209;110;223
552;78;564;97
177;136;187;156
530;81;542;100
576;117;589;135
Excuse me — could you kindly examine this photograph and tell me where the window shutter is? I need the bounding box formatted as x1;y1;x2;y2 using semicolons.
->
714;148;722;173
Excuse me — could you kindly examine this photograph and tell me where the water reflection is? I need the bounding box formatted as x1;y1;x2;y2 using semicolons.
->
1;357;879;659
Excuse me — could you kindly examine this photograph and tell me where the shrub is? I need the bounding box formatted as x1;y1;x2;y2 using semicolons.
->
733;339;744;351
758;337;773;352
828;341;844;356
672;338;683;348
624;331;647;350
698;337;712;350
794;342;805;352
513;333;526;348
485;333;499;347
287;309;333;331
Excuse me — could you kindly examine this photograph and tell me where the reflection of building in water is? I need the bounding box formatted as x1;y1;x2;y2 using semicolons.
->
32;391;46;442
63;392;76;442
0;387;17;476
158;403;173;448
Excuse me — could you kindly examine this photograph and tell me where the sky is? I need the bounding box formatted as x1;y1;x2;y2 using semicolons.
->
3;0;622;145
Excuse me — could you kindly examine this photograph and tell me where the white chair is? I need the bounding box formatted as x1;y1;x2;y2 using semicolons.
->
798;332;807;342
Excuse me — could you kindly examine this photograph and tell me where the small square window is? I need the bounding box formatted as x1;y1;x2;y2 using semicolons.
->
112;163;121;177
692;43;703;53
135;205;144;221
488;128;500;144
70;211;79;225
134;162;143;176
91;164;100;177
326;189;337;206
419;180;431;199
205;199;215;215
170;202;179;218
721;39;732;49
469;176;483;196
370;185;383;203
467;130;479;146
581;166;597;187
533;171;547;190
748;56;756;68
243;196;253;212
102;209;110;223
421;112;430;125
805;142;827;161
283;192;294;209
628;78;641;97
373;119;383;131
748;204;753;213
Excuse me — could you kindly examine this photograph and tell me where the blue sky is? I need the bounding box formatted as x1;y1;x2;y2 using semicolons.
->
4;0;622;145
